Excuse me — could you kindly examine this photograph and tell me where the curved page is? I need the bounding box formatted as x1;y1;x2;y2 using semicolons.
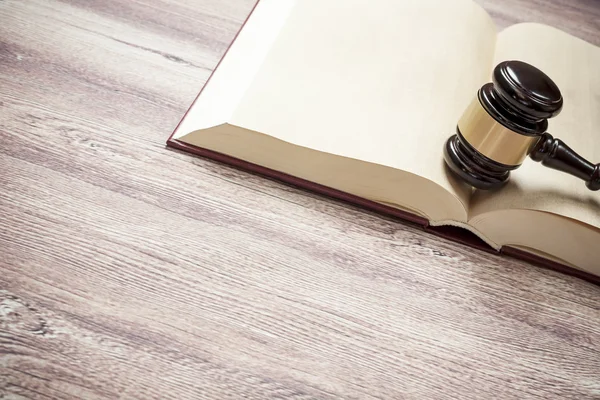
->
176;0;498;221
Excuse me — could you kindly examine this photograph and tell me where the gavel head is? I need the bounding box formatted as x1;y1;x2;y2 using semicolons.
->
444;60;563;190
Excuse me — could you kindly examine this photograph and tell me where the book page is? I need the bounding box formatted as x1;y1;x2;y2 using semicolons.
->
469;23;600;229
227;0;497;212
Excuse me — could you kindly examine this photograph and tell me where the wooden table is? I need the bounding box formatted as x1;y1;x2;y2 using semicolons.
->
1;0;599;398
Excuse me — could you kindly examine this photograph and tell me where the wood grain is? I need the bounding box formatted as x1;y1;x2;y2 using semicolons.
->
1;0;599;399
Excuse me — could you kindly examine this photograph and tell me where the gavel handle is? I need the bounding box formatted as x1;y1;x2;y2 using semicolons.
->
529;133;600;191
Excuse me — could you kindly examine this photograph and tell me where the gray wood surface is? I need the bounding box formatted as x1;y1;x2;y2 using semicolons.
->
1;0;599;398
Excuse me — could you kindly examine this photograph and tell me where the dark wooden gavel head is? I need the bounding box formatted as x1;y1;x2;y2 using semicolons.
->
444;60;600;191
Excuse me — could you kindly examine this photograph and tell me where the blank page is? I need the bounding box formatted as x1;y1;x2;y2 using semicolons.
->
228;0;497;208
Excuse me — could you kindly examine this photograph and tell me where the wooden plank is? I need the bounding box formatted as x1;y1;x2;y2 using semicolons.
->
1;0;599;398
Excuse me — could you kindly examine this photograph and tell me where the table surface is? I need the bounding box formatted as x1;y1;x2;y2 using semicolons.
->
1;0;599;399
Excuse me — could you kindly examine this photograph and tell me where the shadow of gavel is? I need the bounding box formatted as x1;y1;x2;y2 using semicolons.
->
444;60;600;191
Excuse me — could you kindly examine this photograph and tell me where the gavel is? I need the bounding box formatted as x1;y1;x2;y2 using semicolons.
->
444;60;600;191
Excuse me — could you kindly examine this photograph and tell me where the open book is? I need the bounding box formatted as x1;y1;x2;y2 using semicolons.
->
168;0;600;279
